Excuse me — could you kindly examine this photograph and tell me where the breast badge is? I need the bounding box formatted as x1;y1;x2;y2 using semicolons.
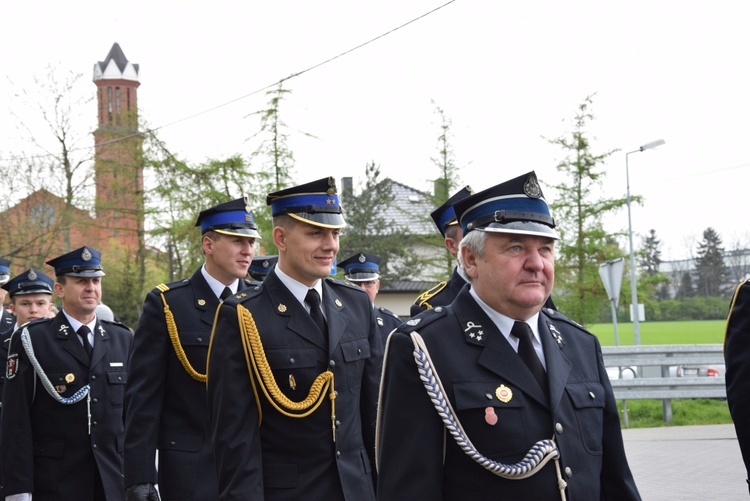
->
495;384;513;403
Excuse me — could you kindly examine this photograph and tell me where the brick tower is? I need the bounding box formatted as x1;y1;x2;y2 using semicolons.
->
92;42;143;253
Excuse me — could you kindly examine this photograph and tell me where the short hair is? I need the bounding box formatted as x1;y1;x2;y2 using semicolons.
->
457;230;488;283
444;224;462;241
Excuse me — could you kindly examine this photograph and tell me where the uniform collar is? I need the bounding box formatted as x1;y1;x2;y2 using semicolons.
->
201;264;239;299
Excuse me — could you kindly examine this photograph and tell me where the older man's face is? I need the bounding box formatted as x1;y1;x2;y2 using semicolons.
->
462;232;554;320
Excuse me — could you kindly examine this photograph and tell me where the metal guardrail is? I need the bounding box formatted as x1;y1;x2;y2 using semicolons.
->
601;344;726;427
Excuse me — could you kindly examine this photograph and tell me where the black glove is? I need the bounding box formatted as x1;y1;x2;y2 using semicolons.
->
126;483;161;501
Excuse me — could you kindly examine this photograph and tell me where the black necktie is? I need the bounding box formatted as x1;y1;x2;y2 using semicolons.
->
511;321;548;394
305;289;328;336
77;325;93;360
220;287;232;300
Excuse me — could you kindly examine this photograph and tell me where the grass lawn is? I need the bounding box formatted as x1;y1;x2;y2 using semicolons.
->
586;319;727;346
586;319;731;428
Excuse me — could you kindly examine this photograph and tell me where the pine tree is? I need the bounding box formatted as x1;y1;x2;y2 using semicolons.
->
546;95;628;325
695;227;728;297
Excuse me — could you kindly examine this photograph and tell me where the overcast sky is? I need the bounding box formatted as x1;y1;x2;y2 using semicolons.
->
3;1;749;261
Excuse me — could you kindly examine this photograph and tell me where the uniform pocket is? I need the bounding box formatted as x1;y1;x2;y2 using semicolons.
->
566;381;606;455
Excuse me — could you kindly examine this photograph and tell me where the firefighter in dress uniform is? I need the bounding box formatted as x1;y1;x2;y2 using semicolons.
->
410;187;474;316
376;172;640;500
1;246;133;500
124;198;262;501
338;252;402;345
207;177;383;500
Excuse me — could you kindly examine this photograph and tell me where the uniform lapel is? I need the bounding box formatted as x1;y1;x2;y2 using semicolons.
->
264;271;328;350
322;280;348;357
191;269;221;327
89;321;110;368
452;290;550;408
55;314;89;366
538;315;571;413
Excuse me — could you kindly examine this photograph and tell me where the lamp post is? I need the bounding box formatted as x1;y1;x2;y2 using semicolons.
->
625;138;665;345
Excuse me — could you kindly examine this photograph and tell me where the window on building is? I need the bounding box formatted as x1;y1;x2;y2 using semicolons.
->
107;86;113;123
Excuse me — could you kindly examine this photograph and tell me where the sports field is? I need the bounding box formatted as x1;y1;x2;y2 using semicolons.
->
586;319;727;346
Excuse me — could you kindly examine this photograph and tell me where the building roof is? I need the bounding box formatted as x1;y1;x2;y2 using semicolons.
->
93;42;139;82
380;178;436;236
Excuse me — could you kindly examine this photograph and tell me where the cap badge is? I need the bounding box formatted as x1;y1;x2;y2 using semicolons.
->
81;248;92;262
495;384;513;403
278;304;287;313
27;269;37;280
262;260;270;269
523;173;543;199
358;254;366;263
244;196;251;213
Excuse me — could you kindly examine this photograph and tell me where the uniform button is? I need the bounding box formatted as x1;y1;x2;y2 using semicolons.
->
92;398;98;403
329;360;336;368
434;307;443;313
93;444;98;449
485;393;493;400
357;348;361;355
336;451;342;459
334;391;339;398
335;420;341;428
92;421;98;426
197;337;203;343
170;441;176;446
565;467;572;478
91;375;96;380
289;357;295;364
589;391;595;399
555;423;563;434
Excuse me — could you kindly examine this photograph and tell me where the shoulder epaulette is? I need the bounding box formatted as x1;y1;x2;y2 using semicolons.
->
225;284;263;305
325;277;367;293
543;307;590;334
378;306;400;320
413;281;448;308
100;318;130;330
153;278;191;294
397;306;448;334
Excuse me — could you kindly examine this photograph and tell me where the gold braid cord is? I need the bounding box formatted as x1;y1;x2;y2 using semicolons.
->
157;285;207;383
236;304;337;440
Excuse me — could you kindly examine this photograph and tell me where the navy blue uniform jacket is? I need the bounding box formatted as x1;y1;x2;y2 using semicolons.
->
124;269;253;499
725;279;750;486
1;311;132;500
207;269;383;500
377;288;640;500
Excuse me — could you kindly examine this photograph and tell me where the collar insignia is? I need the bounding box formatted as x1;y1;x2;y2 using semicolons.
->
464;321;485;345
59;324;70;336
278;304;287;313
548;323;564;347
98;325;106;336
198;299;206;306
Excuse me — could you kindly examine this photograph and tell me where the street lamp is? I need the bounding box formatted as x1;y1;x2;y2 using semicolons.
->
625;138;665;345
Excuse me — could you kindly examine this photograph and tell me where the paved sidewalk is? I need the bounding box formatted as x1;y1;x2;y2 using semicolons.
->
622;424;746;499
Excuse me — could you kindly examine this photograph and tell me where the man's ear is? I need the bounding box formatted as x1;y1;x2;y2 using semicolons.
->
273;226;287;252
53;282;65;299
461;246;479;279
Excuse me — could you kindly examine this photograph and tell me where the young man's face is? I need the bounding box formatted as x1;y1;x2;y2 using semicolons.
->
10;293;53;326
462;232;555;321
203;233;255;284
275;220;340;287
54;276;102;321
